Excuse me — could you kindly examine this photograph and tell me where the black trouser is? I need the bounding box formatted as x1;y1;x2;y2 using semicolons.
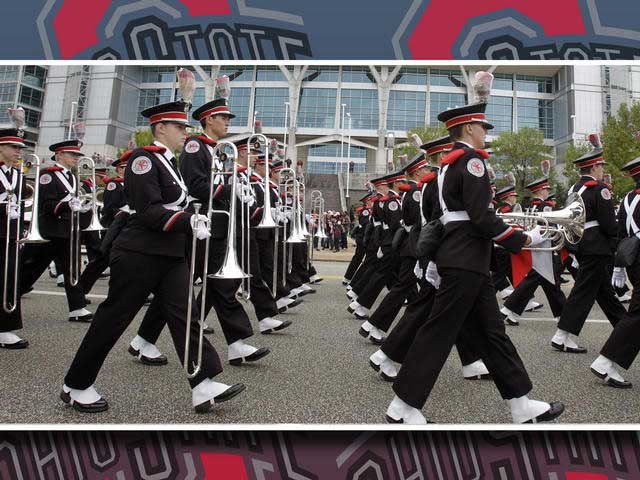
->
393;269;532;409
0;237;22;332
381;278;482;367
194;237;254;345
504;255;566;317
64;247;222;390
78;251;109;296
558;255;625;336
492;247;512;292
350;249;379;294
287;243;308;288
369;256;418;332
344;244;365;281
600;257;640;369
355;250;399;309
257;233;278;298
247;236;278;320
20;238;86;312
82;231;102;263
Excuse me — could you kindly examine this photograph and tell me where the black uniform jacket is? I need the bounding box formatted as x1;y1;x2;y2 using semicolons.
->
433;142;528;276
101;177;126;228
0;164;25;239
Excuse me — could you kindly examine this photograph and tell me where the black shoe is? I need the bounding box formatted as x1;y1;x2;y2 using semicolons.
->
0;338;29;349
144;295;154;306
310;278;323;284
502;314;519;326
128;345;168;366
202;325;215;334
560;277;569;284
279;298;302;313
261;320;292;334
342;280;349;286
385;414;434;424
302;287;317;294
354;312;369;320
57;281;64;288
347;306;355;314
464;373;492;380
194;383;247;413
590;367;633;388
84;297;91;305
551;341;587;354
523;401;565;423
229;347;270;366
69;313;93;323
60;390;109;413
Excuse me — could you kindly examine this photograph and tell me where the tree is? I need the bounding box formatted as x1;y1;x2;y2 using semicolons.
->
392;124;448;167
490;127;554;199
134;128;153;147
601;101;640;199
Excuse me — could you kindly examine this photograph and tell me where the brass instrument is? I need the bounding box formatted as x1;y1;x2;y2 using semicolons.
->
498;193;585;251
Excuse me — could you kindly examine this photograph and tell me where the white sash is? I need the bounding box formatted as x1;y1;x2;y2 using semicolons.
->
0;167;17;202
152;151;188;209
54;170;76;203
624;192;640;238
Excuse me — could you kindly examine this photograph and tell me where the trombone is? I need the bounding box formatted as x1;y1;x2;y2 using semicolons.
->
497;193;585;251
2;161;26;313
69;157;105;286
20;154;48;244
309;190;326;267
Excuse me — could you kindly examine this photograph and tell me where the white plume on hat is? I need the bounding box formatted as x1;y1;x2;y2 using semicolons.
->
473;71;494;104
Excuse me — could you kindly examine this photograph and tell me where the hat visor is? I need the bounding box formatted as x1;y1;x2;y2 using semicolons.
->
162;119;194;128
0;141;27;148
479;120;494;130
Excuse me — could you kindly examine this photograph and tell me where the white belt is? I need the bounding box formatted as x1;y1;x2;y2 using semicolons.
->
373;220;381;227
584;220;600;230
382;223;389;230
440;211;470;225
164;205;184;212
404;225;412;233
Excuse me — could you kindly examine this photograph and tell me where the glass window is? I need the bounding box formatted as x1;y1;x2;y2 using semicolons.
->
341;66;375;84
0;104;12;124
430;69;466;88
191;87;205;112
22;66;47;89
256;66;286;82
0;84;16;103
298;88;336;128
141;66;178;83
218;66;254;82
303;66;340;83
228;87;251;127
19;86;43;108
387;90;426;131
0;66;18;82
429;92;466;125
24;108;40;128
136;88;177;125
307;144;367;174
515;75;553;93
493;73;513;91
517;98;554;138
393;67;427;86
486;96;513;134
254;87;288;127
340;89;378;130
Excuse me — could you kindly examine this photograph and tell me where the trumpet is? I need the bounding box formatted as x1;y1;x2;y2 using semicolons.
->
498;193;585;251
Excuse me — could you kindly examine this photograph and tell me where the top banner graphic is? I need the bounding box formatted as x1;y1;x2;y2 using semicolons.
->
8;1;640;60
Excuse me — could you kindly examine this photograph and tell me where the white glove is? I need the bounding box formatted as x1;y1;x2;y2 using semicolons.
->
7;204;20;220
570;254;579;268
190;214;211;240
68;197;83;212
79;200;93;213
526;225;546;248
376;247;384;259
284;210;292;220
612;267;627;289
235;183;255;206
413;261;424;280
425;261;441;289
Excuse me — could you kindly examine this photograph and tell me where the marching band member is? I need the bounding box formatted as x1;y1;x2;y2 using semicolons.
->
0;128;28;349
180;99;270;365
359;154;426;343
386;103;564;424
492;185;518;298
61;100;244;413
343;193;372;285
20;139;93;322
348;172;405;320
551;149;625;353
500;178;566;326
591;156;640;388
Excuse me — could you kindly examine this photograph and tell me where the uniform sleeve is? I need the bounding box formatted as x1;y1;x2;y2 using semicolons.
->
595;186;618;239
125;154;192;234
617;196;628;240
402;189;418;226
180;146;214;205
386;199;402;230
39;174;70;217
461;157;528;253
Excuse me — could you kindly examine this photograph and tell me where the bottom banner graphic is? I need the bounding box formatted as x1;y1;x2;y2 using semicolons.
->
1;431;639;479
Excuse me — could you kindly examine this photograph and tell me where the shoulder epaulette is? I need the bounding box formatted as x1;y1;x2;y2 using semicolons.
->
196;135;216;147
420;172;437;184
441;149;466;166
584;180;599;188
142;145;166;154
43;166;64;172
398;184;412;192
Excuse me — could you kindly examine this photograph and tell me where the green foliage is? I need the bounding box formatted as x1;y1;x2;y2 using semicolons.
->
490;127;554;200
601;102;640;199
393;124;448;167
134;128;153;147
562;140;591;189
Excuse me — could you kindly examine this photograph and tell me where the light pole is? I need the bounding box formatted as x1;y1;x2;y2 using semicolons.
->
339;103;346;175
570;114;576;145
67;101;78;140
253;110;259;134
346;112;352;200
283;101;290;158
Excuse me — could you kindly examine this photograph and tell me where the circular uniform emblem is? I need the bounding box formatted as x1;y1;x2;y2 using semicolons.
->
363;210;370;217
467;158;486;178
107;182;117;191
601;188;612;200
185;140;200;154
132;157;152;175
378;201;384;208
286;197;293;205
388;201;399;212
412;190;421;202
39;173;52;185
